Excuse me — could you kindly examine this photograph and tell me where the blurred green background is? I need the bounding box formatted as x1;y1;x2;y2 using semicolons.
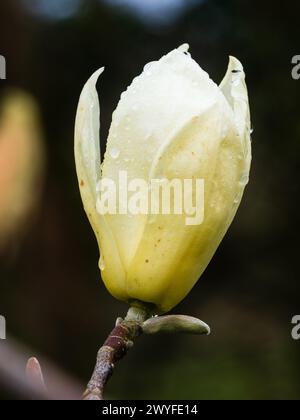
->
0;0;299;400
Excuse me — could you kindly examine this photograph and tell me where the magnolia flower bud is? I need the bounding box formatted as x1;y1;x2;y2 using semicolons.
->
75;44;251;314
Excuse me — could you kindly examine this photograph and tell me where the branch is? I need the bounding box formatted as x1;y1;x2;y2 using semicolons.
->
82;306;149;400
82;306;210;401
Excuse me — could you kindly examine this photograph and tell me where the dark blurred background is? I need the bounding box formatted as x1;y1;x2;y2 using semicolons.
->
0;0;299;400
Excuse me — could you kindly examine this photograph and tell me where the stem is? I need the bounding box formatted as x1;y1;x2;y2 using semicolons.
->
82;305;149;400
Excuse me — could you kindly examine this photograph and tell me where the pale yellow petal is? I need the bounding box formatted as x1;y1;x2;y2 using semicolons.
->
74;69;127;300
220;56;251;163
126;100;246;312
102;45;225;272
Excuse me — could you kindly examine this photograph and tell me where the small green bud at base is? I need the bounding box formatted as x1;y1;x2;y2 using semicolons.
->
142;315;211;336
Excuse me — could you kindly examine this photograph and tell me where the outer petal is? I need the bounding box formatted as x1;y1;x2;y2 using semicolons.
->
75;68;104;236
101;45;227;273
126;99;246;313
220;56;252;165
74;69;127;301
130;58;252;313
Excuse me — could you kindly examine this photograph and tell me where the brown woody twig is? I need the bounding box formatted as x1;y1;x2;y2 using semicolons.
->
82;306;210;401
82;306;149;400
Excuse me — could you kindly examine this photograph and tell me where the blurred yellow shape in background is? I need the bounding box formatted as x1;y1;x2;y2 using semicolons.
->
0;90;45;252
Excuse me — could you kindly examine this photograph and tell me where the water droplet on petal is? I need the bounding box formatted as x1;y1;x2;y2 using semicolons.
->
144;62;156;76
239;173;249;186
109;147;120;159
99;255;105;271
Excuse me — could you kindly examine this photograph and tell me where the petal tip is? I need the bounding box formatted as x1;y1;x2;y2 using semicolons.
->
177;43;190;53
88;67;105;87
227;56;244;75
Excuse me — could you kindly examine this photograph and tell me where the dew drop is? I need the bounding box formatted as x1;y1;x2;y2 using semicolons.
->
144;63;151;71
239;173;249;186
99;255;105;271
109;147;120;159
144;62;156;77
